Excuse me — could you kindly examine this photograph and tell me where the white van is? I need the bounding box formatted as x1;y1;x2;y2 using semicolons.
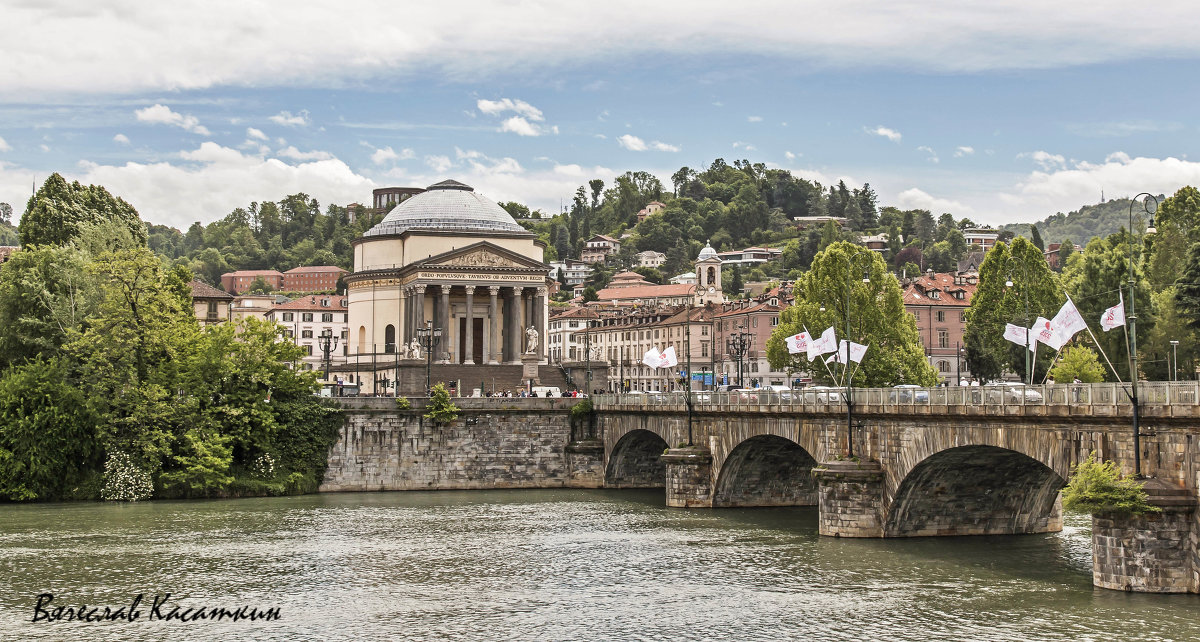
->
531;386;561;398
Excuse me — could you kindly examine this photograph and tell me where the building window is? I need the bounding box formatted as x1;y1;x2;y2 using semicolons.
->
959;312;966;322
283;312;294;322
936;310;945;322
938;330;949;349
302;330;313;338
322;313;333;322
304;345;313;356
302;313;313;322
938;360;950;372
771;316;779;326
701;342;709;357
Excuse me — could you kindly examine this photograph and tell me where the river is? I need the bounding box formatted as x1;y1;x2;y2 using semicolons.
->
2;489;1198;641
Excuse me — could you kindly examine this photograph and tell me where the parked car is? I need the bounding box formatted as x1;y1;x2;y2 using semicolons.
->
982;382;1043;403
732;388;760;402
806;386;843;403
890;384;929;403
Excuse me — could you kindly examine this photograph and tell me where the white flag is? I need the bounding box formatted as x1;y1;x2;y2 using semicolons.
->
1100;293;1125;332
1003;323;1036;352
786;331;811;354
847;341;868;363
1033;316;1066;351
808;326;837;361
658;346;678;368
642;347;661;368
1051;298;1088;346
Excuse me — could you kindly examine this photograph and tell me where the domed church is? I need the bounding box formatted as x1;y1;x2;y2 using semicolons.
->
344;180;556;394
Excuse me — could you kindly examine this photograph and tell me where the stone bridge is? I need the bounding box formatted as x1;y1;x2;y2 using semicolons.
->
594;383;1200;593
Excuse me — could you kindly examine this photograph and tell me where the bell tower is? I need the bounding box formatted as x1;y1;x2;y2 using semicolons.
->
695;241;723;305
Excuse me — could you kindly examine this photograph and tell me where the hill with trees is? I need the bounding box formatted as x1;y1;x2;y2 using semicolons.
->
998;196;1167;253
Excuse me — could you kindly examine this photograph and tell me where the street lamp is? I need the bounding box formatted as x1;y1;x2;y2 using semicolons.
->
725;324;753;389
842;252;873;459
1171;340;1180;382
1128;192;1156;478
318;328;340;385
1005;245;1035;385
416;320;442;396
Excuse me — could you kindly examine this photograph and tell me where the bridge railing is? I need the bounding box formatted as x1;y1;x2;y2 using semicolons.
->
596;381;1200;410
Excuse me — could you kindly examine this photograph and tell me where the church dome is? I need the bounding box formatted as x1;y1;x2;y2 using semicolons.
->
363;179;529;237
697;241;718;261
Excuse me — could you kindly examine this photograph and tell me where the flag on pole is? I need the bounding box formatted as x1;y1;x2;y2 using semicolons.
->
658;346;679;368
827;340;868;364
786;331;811;354
1033;316;1065;350
847;341;868;363
808;326;838;361
642;347;661;368
1050;297;1088;346
1100;292;1126;332
1003;323;1036;352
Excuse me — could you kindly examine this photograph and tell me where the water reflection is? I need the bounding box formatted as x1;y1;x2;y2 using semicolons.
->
1;490;1198;641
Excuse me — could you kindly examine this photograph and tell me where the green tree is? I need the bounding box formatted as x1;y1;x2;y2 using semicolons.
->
963;238;1062;383
1030;225;1045;251
0;357;99;500
0;244;98;367
1049;345;1105;383
1060;235;1149;382
249;275;274;294
767;242;937;387
0;202;12;225
581;286;598;302
19;173;147;248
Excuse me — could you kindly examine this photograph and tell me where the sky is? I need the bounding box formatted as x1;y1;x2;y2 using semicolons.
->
2;1;1200;231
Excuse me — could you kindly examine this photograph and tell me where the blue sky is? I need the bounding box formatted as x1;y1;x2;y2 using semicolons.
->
2;1;1199;230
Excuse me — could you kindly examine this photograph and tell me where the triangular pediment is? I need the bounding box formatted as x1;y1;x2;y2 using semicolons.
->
417;241;547;271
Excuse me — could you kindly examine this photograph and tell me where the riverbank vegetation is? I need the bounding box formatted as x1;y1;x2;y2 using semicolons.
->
1062;453;1159;516
0;175;341;502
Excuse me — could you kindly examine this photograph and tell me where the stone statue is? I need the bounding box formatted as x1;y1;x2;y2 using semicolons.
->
590;346;603;361
408;339;421;360
525;325;539;354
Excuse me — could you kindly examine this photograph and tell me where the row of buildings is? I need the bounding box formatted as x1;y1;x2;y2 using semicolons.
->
220;265;348;294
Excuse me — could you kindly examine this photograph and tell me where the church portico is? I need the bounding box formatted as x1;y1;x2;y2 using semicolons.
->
342;180;572;396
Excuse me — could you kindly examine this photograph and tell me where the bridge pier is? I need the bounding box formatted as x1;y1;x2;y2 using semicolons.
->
662;447;713;508
812;460;886;538
1092;480;1199;593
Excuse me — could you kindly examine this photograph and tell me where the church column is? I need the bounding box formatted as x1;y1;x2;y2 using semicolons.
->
464;286;476;365
506;288;520;363
401;287;412;345
438;285;451;363
488;286;500;365
534;286;546;362
414;286;426;335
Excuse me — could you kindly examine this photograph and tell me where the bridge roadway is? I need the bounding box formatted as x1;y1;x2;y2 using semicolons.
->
593;382;1200;593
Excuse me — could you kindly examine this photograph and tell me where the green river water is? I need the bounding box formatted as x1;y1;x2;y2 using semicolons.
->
2;489;1199;641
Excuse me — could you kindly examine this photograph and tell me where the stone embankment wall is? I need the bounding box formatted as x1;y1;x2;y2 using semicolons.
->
320;397;602;492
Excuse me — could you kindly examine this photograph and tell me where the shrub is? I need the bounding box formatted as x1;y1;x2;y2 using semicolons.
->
251;453;276;479
570;398;593;420
100;451;154;502
1062;453;1160;516
395;396;411;410
424;382;460;423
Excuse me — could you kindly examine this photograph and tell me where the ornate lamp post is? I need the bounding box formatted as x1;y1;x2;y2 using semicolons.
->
1128;193;1156;477
842;252;873;459
416;320;442;396
725;324;753;389
318;328;340;385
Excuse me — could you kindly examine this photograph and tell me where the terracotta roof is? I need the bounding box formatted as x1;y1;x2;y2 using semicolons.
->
190;280;233;300
594;283;695;301
284;265;348;274
551;306;598;320
271;296;348;311
902;272;976;307
713;300;783;318
224;269;283;277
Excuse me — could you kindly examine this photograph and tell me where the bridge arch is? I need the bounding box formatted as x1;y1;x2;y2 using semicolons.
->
713;435;818;507
884;445;1065;537
606;429;670;488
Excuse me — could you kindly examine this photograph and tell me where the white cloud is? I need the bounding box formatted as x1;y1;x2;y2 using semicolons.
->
747;115;762;122
784;151;799;160
6;4;1200;98
246;127;268;141
732;141;757;152
39;144;50;152
276;146;333;161
269;110;309;127
370;146;414;164
866;126;901;142
917;146;939;163
113;133;130;144
135;104;210;135
954;146;974;157
996;153;1200;217
1018;150;1067;171
0;136;11;152
425;155;453;172
49;142;375;228
500;116;542;137
477;98;543;121
897;188;972;215
553;163;613;178
618;134;679;152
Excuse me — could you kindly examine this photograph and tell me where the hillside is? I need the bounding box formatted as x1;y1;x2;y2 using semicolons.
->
999;196;1165;247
